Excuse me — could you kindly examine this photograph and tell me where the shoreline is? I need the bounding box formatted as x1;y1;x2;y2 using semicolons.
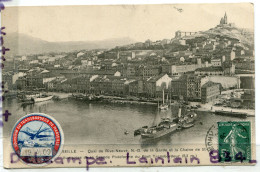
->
47;92;255;117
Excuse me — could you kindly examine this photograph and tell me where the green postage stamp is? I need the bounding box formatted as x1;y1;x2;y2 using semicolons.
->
218;121;251;162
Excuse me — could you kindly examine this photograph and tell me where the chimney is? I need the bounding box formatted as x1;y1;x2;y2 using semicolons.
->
178;107;182;118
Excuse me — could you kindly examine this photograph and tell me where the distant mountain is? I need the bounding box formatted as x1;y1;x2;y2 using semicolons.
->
4;33;136;56
5;26;254;56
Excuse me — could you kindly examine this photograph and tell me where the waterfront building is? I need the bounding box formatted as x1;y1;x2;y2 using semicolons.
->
171;74;208;101
47;78;67;92
201;81;220;103
61;78;77;93
171;76;187;99
144;74;172;97
111;78;127;96
128;80;144;97
128;80;139;96
16;68;56;90
89;75;113;95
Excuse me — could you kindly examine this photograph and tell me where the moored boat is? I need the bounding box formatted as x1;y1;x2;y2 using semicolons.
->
52;95;61;101
138;106;197;141
214;110;247;118
71;93;86;100
141;121;179;140
33;95;53;103
134;126;148;136
182;123;194;129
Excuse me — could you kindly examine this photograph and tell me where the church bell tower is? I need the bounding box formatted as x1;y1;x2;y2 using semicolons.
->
224;12;227;24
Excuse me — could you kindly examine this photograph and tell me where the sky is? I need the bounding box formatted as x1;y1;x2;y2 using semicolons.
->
1;3;254;42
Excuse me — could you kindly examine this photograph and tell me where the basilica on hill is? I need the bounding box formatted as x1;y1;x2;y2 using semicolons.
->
218;12;235;27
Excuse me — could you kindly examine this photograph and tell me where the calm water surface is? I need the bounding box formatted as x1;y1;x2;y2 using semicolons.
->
3;99;253;147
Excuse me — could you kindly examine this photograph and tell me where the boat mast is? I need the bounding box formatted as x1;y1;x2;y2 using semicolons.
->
169;89;171;105
162;89;165;105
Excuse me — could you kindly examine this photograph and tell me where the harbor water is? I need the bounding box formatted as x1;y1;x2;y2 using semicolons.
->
3;99;254;147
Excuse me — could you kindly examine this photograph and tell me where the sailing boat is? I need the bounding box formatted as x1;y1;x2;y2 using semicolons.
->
140;107;181;140
134;104;197;139
159;89;169;110
29;92;53;103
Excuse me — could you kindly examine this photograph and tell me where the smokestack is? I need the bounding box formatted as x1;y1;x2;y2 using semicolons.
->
178;106;182;118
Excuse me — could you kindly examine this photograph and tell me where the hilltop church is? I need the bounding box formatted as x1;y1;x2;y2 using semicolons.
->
217;12;235;27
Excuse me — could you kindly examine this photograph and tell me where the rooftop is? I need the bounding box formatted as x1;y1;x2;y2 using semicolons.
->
202;81;220;88
196;66;223;72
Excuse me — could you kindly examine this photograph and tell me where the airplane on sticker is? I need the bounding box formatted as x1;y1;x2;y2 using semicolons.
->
20;123;53;140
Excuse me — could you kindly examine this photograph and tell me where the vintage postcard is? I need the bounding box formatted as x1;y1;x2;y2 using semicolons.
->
0;3;256;169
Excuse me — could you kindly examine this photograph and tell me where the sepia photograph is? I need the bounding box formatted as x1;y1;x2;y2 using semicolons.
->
0;3;256;168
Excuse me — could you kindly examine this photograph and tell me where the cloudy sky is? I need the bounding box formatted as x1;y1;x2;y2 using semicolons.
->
2;3;254;42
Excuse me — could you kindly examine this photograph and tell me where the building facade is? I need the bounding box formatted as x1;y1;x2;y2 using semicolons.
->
201;81;220;103
171;75;209;101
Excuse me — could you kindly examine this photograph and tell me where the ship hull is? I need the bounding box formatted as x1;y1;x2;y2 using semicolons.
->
34;96;53;103
141;125;179;140
215;110;247;118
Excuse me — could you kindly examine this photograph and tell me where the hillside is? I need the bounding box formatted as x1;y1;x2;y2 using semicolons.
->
4;26;254;56
109;25;254;54
183;26;254;48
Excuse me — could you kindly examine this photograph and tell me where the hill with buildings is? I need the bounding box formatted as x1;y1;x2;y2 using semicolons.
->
112;25;254;53
112;13;254;53
186;26;254;48
2;12;254;110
